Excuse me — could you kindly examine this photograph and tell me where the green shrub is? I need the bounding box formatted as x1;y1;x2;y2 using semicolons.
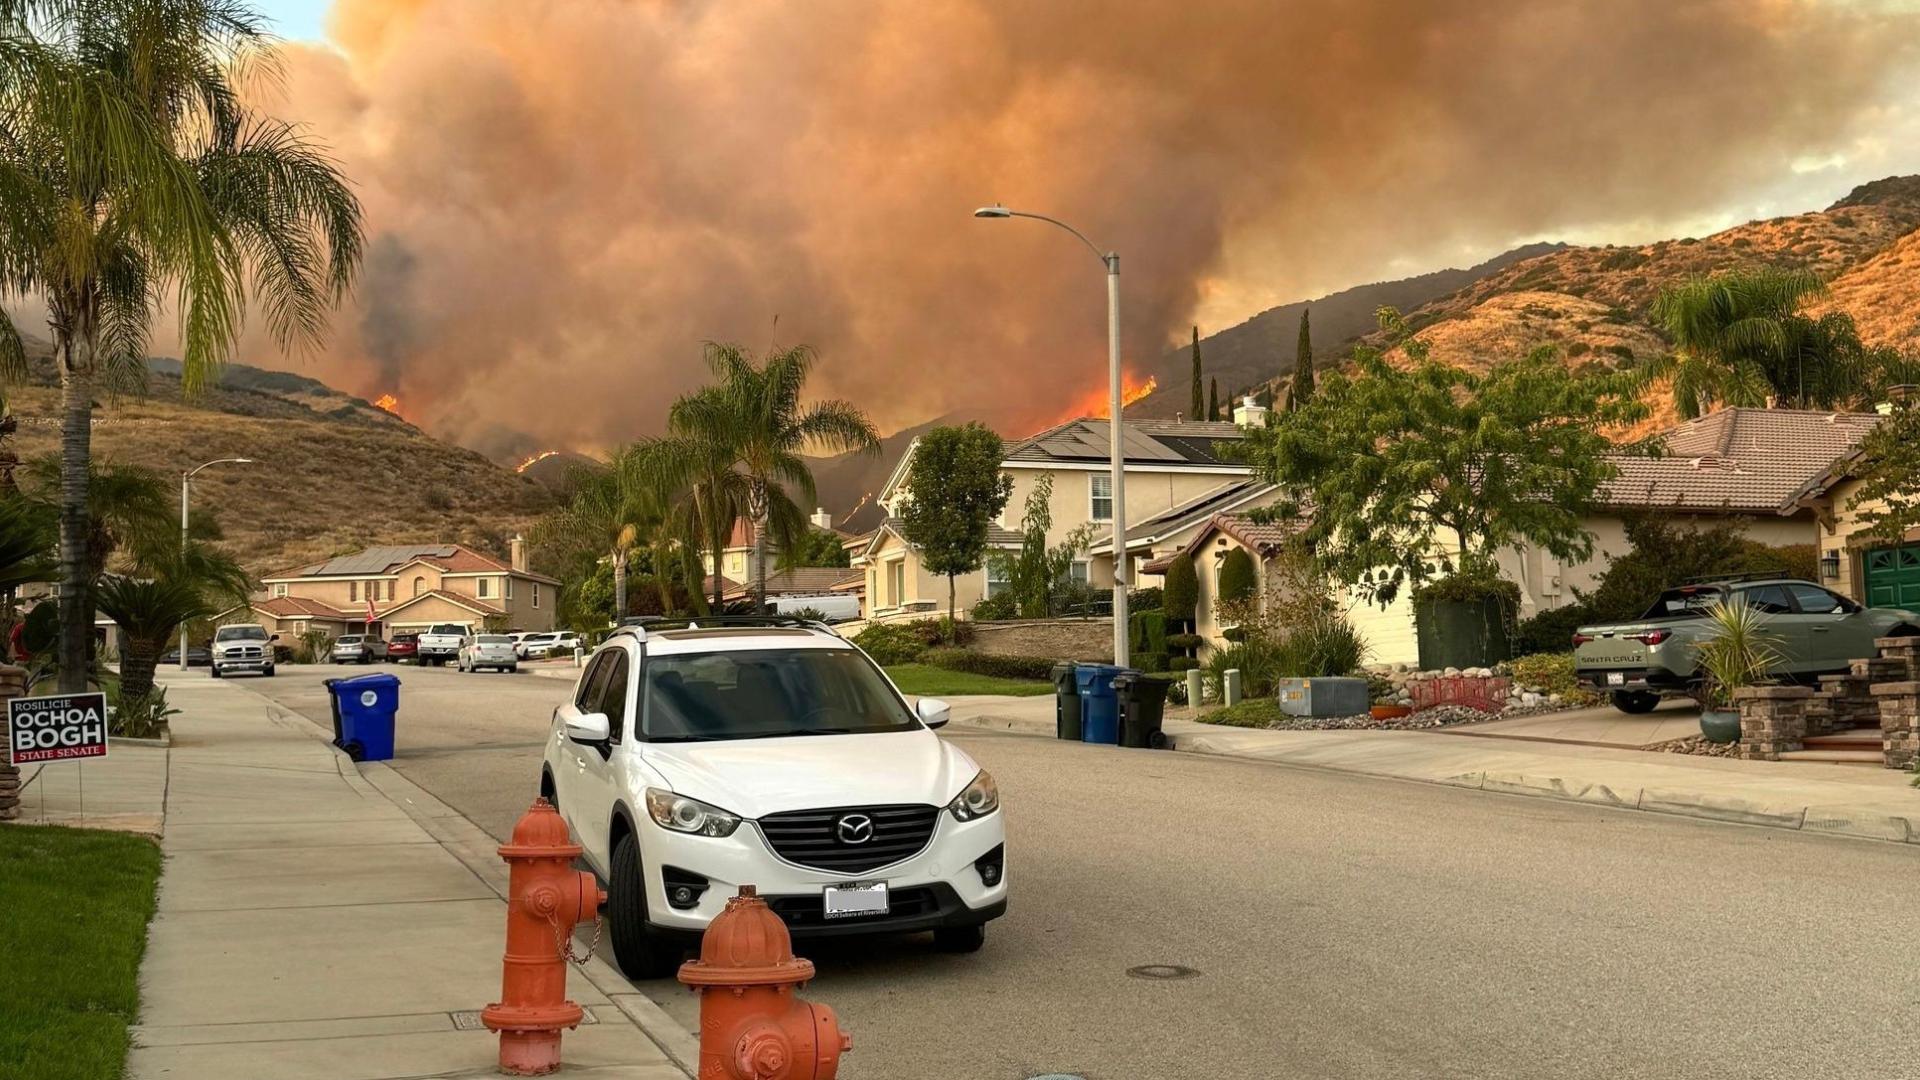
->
903;618;974;648
971;593;1016;620
1273;617;1367;678
1129;609;1168;654
854;623;926;665
1413;573;1521;608
1580;517;1819;622
1163;557;1197;623
1137;651;1169;673
1166;632;1204;651
1218;548;1257;604
1130;586;1164;612
1512;602;1595;656
1168;656;1200;672
1509;651;1601;706
1205;638;1291;698
919;648;1052;681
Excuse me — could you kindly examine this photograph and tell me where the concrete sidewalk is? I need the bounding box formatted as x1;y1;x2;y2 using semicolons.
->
948;695;1920;845
124;670;694;1080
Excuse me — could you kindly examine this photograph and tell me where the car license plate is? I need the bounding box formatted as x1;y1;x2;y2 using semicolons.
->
1607;672;1626;686
822;881;888;920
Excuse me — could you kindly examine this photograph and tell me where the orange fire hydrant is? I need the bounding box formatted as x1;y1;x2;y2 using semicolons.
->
482;797;606;1076
678;885;851;1080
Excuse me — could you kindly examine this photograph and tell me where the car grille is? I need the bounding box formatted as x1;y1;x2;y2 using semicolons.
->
226;646;263;659
756;804;941;873
767;886;941;928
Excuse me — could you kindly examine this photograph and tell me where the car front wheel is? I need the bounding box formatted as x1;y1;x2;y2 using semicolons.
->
607;833;676;980
1611;690;1660;714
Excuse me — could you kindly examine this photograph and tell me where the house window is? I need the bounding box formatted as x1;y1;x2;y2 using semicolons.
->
412;575;425;597
272;583;287;598
505;576;514;601
1089;474;1113;522
1070;560;1090;585
888;561;906;606
532;583;541;609
293;620;307;634
349;581;358;602
986;562;1010;599
477;577;492;599
386;580;395;601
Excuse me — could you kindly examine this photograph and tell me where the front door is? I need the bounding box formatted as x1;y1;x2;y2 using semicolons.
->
1864;544;1920;610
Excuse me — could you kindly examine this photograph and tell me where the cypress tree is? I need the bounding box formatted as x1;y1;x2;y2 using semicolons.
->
1189;326;1203;421
1291;307;1315;410
1208;377;1219;421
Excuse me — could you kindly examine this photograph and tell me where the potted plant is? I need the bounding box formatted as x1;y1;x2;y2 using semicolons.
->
1692;598;1781;743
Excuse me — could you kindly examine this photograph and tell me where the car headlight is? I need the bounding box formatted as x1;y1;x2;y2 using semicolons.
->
644;788;741;838
947;769;999;821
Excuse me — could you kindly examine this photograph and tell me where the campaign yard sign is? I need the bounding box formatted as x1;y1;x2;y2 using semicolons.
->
7;692;110;764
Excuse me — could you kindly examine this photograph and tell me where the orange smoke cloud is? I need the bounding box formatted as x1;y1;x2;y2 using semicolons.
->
242;1;1919;460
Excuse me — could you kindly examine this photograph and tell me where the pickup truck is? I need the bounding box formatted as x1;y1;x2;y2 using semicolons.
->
416;622;471;667
1574;576;1919;714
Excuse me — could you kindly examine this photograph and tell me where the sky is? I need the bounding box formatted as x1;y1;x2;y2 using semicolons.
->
225;1;1920;461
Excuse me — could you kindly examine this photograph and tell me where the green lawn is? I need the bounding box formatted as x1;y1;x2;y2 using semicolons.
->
886;664;1053;697
0;824;162;1080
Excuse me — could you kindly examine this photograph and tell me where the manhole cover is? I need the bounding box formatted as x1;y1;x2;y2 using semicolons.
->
1126;963;1200;980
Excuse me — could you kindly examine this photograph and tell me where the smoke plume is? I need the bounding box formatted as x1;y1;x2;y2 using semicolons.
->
244;0;1920;457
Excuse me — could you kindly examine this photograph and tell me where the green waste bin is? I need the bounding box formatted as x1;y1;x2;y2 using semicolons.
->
1050;661;1081;741
1113;671;1171;750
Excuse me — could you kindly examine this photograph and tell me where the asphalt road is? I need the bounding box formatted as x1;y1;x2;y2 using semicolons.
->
248;662;1920;1080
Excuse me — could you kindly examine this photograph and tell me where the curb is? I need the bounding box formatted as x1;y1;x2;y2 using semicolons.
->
951;713;1920;846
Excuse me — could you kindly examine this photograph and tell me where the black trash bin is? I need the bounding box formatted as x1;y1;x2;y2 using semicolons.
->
1113;671;1171;750
1050;661;1081;741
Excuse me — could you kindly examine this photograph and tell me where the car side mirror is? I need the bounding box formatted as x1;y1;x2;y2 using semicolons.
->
916;697;950;729
270;633;280;642
566;711;611;745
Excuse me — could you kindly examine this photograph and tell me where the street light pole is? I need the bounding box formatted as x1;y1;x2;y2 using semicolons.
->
974;205;1129;666
180;458;253;671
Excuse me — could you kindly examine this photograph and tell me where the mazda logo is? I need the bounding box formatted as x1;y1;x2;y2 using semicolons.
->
835;814;874;844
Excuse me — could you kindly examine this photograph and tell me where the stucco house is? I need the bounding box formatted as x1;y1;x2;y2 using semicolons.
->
854;410;1267;620
1793;427;1920;610
1172;513;1303;648
1340;407;1883;664
225;538;560;639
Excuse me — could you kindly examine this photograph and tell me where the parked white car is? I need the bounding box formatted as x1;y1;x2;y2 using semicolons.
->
457;633;519;673
515;632;558;659
210;623;275;678
540;618;1005;978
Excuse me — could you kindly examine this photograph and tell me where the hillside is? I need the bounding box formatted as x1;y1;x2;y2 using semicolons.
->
5;350;557;576
805;413;963;535
1126;242;1565;418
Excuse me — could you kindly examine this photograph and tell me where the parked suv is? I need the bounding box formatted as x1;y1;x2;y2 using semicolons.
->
1575;575;1919;712
331;634;388;664
458;633;519;673
541;617;1006;978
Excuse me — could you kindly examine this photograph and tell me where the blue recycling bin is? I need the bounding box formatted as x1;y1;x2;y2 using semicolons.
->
324;672;401;762
1074;663;1124;744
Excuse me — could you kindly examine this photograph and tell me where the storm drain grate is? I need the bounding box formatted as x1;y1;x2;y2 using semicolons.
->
1126;963;1200;981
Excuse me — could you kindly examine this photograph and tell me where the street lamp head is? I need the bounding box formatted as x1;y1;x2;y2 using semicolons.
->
972;205;1012;219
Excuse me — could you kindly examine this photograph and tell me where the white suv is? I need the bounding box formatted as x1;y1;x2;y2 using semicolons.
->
541;618;1006;978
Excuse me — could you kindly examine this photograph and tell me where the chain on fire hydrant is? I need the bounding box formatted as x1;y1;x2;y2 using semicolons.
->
678;885;851;1080
482;797;606;1076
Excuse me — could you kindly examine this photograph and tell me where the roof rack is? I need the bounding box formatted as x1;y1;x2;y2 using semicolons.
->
609;614;840;642
1677;569;1785;587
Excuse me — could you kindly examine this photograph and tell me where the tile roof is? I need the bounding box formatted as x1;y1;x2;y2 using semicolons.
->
863;516;1021;558
1601;408;1880;514
1209;512;1303;555
1087;479;1278;552
382;588;505;617
268;543;560;584
253;595;351;618
723;567;861;599
1003;418;1249;467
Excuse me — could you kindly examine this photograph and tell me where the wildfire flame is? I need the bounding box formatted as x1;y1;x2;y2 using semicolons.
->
515;449;563;474
1060;375;1159;423
372;393;401;415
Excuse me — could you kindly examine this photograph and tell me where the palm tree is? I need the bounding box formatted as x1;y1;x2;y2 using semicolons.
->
94;540;247;718
660;343;877;611
1653;267;1902;419
21;455;172;578
532;445;686;623
0;0;363;690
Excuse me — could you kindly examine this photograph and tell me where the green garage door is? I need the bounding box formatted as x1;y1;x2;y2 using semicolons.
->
1864;544;1920;608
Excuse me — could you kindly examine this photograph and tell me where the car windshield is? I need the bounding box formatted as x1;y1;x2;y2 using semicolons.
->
338;636;363;644
215;626;268;642
476;635;511;644
642;648;917;741
429;624;466;635
1641;586;1726;620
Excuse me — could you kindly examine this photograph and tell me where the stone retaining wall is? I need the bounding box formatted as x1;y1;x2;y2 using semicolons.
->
1734;685;1813;761
970;618;1114;663
1874;681;1919;771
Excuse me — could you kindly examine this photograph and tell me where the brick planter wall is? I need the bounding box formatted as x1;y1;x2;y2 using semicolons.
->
1873;681;1920;771
1733;685;1813;761
971;618;1114;663
1875;637;1919;682
1811;673;1879;737
0;664;26;820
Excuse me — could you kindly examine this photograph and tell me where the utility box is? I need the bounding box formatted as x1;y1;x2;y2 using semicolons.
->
1276;677;1369;718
